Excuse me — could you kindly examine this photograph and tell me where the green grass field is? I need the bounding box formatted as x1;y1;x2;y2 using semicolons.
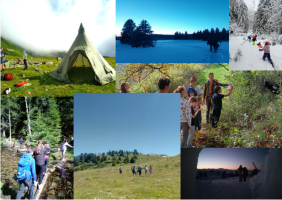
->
74;154;180;199
1;55;116;96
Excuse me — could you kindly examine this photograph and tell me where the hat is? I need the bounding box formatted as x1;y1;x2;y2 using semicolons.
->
265;41;269;45
45;141;49;144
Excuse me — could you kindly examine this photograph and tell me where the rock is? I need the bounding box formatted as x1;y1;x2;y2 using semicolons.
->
22;74;25;77
47;62;53;65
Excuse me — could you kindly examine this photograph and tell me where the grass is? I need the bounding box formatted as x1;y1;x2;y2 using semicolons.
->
1;55;116;96
1;37;27;57
74;154;180;199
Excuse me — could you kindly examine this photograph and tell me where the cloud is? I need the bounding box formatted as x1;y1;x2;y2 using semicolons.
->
1;0;115;57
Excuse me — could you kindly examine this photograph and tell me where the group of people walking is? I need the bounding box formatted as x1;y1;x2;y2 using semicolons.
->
119;165;153;176
237;165;249;182
16;139;73;199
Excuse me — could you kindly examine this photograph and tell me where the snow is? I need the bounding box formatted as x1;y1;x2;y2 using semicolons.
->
195;177;253;199
230;36;282;70
116;40;229;63
249;149;282;199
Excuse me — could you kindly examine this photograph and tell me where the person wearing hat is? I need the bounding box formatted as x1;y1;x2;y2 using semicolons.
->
262;41;274;67
43;141;60;176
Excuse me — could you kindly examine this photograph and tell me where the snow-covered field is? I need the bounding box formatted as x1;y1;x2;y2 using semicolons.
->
116;40;229;63
230;36;282;70
195;177;252;199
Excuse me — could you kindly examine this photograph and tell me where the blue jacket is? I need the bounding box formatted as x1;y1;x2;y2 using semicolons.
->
21;153;37;181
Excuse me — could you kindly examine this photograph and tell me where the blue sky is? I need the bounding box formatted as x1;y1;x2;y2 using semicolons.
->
74;94;180;156
116;0;229;35
197;148;269;170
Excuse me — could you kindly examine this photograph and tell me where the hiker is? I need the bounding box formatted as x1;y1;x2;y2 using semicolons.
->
19;137;24;145
23;50;28;70
195;96;203;132
145;165;148;175
16;147;37;200
187;97;203;148
207;36;218;51
33;141;49;190
264;79;281;94
187;76;202;98
119;166;122;174
262;41;274;67
174;86;191;148
243;167;248;182
248;35;251;42
43;141;59;176
1;47;5;72
156;77;170;93
238;165;243;182
132;166;136;176
60;139;74;161
203;73;230;124
149;165;153;175
120;82;130;93
138;165;142;176
252;35;257;45
211;85;233;128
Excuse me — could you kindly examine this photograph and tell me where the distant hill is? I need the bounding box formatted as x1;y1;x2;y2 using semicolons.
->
0;37;66;58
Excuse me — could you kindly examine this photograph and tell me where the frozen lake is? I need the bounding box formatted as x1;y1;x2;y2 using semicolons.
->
116;40;229;63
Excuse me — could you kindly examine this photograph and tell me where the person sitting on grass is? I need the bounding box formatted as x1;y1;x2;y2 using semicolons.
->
186;97;203;148
174;86;192;148
16;147;37;200
211;86;233;129
195;96;203;132
156;77;170;93
119;166;122;174
120;82;130;93
60;139;74;161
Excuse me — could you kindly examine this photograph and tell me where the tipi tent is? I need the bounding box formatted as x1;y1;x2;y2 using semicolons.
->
49;23;115;85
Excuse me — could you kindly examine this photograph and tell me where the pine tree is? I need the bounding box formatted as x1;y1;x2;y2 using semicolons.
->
120;19;136;44
237;0;249;32
124;155;129;164
184;31;188;39
130;156;136;163
131;20;156;48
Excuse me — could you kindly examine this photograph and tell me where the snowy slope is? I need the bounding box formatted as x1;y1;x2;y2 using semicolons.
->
230;36;282;70
116;40;229;63
195;177;253;199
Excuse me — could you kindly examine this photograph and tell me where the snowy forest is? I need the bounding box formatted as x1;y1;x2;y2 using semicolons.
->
120;19;156;48
1;97;73;147
230;0;282;36
173;28;229;41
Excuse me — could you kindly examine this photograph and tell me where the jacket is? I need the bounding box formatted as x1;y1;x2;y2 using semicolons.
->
203;80;228;98
263;45;270;53
33;147;48;166
20;153;37;181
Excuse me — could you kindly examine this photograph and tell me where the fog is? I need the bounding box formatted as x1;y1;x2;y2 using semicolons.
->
1;0;115;57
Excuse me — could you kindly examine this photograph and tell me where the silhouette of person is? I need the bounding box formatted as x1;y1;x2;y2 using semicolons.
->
243;167;248;182
238;165;243;182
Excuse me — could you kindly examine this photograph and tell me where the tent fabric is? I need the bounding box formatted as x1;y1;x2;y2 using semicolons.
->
49;23;116;85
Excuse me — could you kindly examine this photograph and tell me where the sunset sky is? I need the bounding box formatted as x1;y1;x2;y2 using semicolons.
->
197;148;269;170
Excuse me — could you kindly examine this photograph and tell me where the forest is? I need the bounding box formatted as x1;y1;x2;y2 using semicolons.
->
1;97;73;147
74;149;140;171
230;0;282;36
117;64;282;147
173;28;229;41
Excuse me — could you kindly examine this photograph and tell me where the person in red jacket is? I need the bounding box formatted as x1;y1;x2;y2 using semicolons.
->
262;41;274;67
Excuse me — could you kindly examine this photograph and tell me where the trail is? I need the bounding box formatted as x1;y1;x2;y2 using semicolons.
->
230;36;282;70
195;177;253;199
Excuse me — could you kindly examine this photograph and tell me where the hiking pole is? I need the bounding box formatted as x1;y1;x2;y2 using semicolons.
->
241;40;248;45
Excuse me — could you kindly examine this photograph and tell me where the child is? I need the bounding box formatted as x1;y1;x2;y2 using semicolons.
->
149;165;153;175
145;165;148;175
60;139;74;161
252;35;257;45
257;42;263;51
211;86;233;128
262;41;274;67
16;147;37;199
120;82;130;93
44;141;59;176
248;35;251;42
133;166;136;176
195;96;203;132
187;97;203;148
119;166;122;174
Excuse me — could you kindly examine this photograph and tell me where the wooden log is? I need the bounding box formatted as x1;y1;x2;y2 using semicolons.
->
17;149;27;152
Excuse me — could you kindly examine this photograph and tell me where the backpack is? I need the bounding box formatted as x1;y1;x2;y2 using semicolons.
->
17;154;32;181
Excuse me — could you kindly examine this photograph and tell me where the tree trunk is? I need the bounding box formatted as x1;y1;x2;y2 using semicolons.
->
8;99;11;142
25;97;32;135
2;117;5;137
